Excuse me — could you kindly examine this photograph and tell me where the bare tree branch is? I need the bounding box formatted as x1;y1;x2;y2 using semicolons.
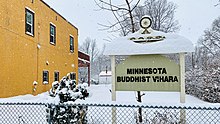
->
95;0;129;11
94;0;141;36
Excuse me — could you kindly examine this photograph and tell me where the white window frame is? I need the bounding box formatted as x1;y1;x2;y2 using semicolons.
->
25;7;35;36
50;23;56;45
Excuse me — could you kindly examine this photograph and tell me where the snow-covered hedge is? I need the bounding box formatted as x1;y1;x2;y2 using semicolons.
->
47;75;89;123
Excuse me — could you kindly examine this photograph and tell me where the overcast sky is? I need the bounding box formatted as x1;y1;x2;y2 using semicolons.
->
43;0;220;48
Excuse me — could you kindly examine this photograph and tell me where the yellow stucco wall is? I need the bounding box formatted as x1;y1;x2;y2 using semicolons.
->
0;0;78;97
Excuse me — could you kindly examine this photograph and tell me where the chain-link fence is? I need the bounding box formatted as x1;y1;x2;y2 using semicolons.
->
0;103;47;124
0;103;220;124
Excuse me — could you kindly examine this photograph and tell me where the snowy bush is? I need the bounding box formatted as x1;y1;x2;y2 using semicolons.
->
151;111;179;124
47;75;89;123
46;104;88;124
134;110;179;124
186;67;220;103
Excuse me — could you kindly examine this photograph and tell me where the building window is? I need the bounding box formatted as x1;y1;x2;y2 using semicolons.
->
25;8;34;36
54;71;59;81
43;70;49;84
70;36;74;52
70;72;76;80
50;23;56;45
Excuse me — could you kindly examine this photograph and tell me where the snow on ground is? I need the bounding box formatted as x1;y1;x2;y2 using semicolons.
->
83;84;220;108
0;92;51;103
0;84;220;107
1;84;219;124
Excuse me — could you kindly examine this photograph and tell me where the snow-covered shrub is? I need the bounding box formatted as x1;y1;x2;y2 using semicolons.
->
47;75;89;123
46;104;88;124
135;110;179;124
151;111;179;124
186;67;220;103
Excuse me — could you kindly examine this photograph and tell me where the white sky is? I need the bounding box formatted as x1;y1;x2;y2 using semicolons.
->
43;0;220;48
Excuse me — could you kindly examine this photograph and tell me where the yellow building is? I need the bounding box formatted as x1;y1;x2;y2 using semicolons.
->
0;0;78;98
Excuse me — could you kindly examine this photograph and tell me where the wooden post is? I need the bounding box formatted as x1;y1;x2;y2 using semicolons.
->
88;64;90;86
111;55;116;124
179;53;185;103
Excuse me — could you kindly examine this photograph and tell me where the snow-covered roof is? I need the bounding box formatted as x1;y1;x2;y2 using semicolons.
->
99;71;112;76
104;29;194;55
78;57;90;63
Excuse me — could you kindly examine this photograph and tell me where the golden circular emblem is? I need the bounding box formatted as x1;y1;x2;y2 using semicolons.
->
140;16;152;29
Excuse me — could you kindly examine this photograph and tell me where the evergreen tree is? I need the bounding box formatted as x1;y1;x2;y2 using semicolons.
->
47;75;89;123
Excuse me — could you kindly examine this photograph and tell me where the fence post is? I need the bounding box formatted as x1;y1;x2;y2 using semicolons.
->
180;109;186;124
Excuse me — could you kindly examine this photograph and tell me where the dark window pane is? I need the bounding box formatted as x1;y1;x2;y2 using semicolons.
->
70;73;76;80
54;72;59;81
70;36;74;52
26;24;31;33
70;37;73;45
43;71;49;82
26;12;32;24
70;45;74;51
50;35;54;43
50;26;54;35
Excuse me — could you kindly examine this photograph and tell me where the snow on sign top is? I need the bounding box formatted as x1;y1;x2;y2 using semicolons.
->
104;28;194;55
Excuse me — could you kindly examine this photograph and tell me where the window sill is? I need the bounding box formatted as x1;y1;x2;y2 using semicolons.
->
25;32;34;37
50;42;56;46
43;81;49;85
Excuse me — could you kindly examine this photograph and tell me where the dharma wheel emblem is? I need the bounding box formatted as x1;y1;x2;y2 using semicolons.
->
129;16;166;43
140;16;152;29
